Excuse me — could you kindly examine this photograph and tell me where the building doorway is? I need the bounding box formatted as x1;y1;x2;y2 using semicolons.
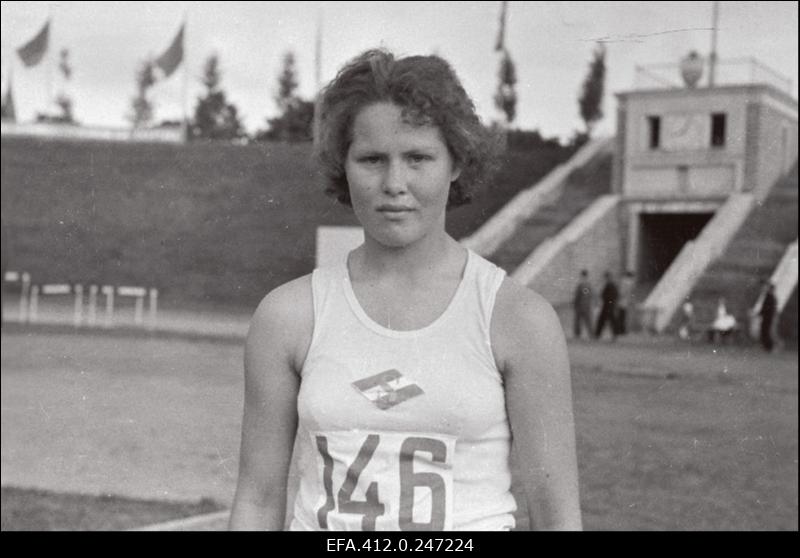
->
637;212;714;283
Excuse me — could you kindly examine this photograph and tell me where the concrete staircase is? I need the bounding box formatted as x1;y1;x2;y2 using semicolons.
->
488;148;612;273
675;164;798;334
463;139;613;272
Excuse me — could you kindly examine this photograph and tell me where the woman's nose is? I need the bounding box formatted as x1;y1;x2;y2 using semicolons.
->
382;160;408;195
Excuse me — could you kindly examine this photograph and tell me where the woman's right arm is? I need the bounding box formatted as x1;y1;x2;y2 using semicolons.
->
228;276;312;530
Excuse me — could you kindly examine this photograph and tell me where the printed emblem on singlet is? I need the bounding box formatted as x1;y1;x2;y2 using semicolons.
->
311;430;456;531
352;369;424;410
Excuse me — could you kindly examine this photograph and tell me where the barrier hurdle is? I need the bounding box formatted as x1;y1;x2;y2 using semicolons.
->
2;271;31;323
8;277;158;330
98;285;158;329
28;283;84;326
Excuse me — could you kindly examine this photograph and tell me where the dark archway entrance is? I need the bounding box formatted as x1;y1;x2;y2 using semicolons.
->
637;212;714;283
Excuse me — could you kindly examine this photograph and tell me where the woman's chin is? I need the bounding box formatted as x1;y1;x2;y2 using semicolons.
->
369;228;422;249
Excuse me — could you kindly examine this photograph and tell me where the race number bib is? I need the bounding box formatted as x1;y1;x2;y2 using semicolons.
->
311;430;455;531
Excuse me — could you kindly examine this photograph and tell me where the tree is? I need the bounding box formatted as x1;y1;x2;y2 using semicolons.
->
56;49;74;122
578;43;606;137
34;48;76;124
494;50;517;125
128;59;155;127
255;51;314;142
276;51;299;114
189;53;245;141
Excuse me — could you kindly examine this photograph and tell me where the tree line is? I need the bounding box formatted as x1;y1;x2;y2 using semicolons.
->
2;46;605;146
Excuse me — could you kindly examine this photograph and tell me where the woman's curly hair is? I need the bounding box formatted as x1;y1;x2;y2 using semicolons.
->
315;49;499;209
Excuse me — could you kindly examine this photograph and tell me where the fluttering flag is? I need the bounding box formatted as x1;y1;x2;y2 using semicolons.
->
154;23;184;78
1;75;16;122
17;20;50;67
494;1;507;52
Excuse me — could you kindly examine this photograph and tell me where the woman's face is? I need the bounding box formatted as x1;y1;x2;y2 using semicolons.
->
345;102;460;249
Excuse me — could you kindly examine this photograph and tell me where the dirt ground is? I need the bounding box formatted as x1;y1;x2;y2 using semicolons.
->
1;328;797;530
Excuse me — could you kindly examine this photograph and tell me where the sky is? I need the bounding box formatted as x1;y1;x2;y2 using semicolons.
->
1;1;797;141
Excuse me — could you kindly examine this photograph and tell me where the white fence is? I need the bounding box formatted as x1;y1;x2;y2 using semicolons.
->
2;272;158;330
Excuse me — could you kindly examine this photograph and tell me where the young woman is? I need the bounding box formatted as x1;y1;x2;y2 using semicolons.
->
229;49;581;531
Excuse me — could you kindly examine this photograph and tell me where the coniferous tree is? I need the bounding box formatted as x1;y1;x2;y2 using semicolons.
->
190;54;245;141
128;59;155;127
55;48;75;123
255;51;314;142
494;50;518;124
578;43;606;137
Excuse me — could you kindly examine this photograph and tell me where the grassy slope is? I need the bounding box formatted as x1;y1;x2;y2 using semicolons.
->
1;137;570;310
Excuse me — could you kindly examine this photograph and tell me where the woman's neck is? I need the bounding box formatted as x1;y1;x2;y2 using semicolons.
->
352;230;463;284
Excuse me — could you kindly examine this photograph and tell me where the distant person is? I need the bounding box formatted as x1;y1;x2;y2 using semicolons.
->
572;269;593;340
594;271;619;341
678;298;695;341
758;281;778;352
708;297;737;344
616;270;635;335
229;48;582;531
1;218;8;328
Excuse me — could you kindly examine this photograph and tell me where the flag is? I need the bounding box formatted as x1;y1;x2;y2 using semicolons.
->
17;20;50;67
154;23;184;78
2;75;16;122
494;1;507;52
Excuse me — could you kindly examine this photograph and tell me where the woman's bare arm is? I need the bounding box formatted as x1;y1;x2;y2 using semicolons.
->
228;275;313;530
492;279;582;530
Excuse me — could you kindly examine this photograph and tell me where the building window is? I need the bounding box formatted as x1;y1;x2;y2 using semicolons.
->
711;113;726;147
647;116;661;149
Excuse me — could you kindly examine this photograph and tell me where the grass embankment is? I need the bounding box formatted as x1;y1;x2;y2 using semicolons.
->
1;137;571;310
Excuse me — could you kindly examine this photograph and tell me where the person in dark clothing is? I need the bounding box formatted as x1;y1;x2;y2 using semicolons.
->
572;269;593;340
615;270;635;335
594;271;619;341
1;218;8;328
759;281;778;352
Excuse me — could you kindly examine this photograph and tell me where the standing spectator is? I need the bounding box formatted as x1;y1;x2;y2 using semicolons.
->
1;218;9;328
572;269;593;340
616;270;635;335
594;271;619;341
708;297;737;344
759;281;778;352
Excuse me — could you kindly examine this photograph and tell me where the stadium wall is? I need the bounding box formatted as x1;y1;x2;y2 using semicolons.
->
511;195;622;309
751;100;798;200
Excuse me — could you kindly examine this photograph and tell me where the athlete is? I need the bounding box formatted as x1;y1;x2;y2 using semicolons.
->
229;49;582;531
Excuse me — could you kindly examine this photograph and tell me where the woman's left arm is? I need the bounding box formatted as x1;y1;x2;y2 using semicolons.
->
492;279;582;530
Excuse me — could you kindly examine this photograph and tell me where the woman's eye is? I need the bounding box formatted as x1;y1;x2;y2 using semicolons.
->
408;154;430;163
360;156;382;164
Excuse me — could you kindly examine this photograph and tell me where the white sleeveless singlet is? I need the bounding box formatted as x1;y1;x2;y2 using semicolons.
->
289;249;517;531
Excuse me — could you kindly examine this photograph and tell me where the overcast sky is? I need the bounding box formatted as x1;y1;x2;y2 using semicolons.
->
1;1;797;141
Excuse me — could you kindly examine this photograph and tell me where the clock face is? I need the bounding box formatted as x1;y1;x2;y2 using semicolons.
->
661;113;708;151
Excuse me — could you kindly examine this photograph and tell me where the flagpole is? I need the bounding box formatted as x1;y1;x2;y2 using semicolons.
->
46;5;54;117
313;6;323;146
182;12;189;136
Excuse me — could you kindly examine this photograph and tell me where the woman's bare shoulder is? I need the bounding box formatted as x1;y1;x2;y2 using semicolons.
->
247;274;314;370
494;277;559;329
250;274;313;323
491;277;566;372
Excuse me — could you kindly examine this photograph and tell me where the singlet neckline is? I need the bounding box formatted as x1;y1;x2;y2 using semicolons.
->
341;248;474;339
